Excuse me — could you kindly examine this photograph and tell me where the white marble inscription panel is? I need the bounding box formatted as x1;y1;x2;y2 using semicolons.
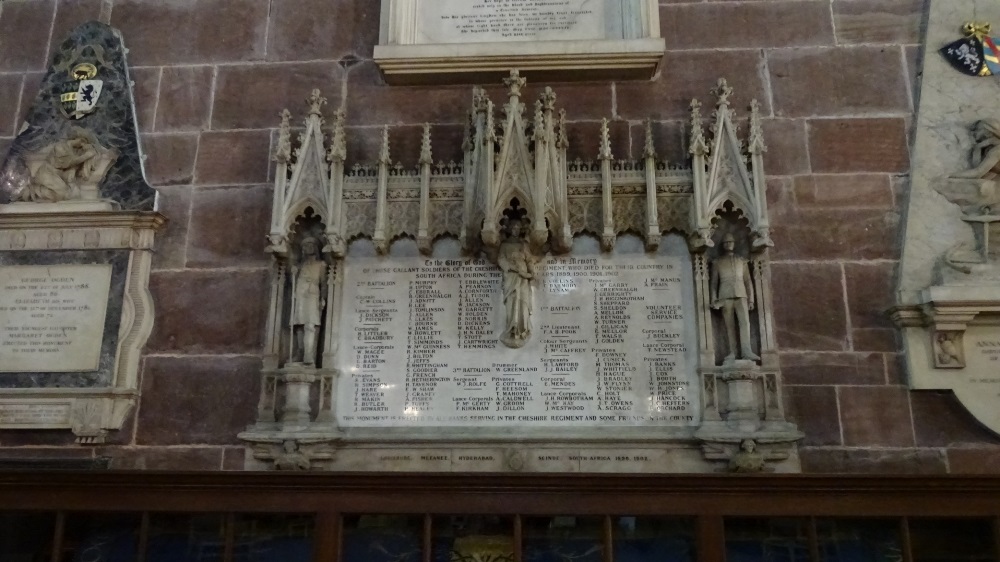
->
337;254;699;428
416;0;605;44
0;402;71;426
0;264;112;372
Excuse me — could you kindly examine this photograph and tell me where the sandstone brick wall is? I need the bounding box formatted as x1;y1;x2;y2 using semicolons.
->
1;0;997;473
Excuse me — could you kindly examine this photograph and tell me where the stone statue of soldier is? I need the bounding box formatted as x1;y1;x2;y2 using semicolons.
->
291;236;327;366
711;233;760;363
497;219;537;349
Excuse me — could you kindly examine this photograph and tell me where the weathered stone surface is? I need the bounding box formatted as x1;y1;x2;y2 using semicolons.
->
761;119;811;176
661;2;834;49
780;352;888;385
808;118;910;173
566;120;631;161
771;262;848;351
195;130;271;185
186;185;272;268
800;447;947;474
49;0;103;55
141;133;198;186
771;208;900;260
136;355;261;445
267;0;379;61
222;447;245;470
345;124;467;168
0;0;55;72
147;269;268;354
839;386;914;447
845;262;898;352
109;447;224;470
833;0;924;45
155;66;214;132
151;185;191;271
792;175;895;209
112;0;268;66
616;50;768;120
783;385;842;446
128;67;160;133
345;63;479;126
770;47;910;117
211;62;343;130
911;391;998;447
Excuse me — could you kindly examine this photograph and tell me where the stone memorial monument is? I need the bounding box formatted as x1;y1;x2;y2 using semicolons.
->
374;0;664;83
893;1;1000;437
0;22;164;444
240;72;802;472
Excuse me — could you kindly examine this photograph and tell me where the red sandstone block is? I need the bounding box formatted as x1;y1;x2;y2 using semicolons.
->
141;133;198;186
147;269;268;354
771;207;901;260
109;447;225;470
186;185;273;269
194;130;271;185
947;448;1000;474
844;261;897;339
49;0;103;55
799;447;947;474
770;262;849;351
833;0;923;45
112;0;268;66
760;119;811;176
780;352;888;385
345;62;480;126
617;50;769;120
266;0;380;61
345;124;467;168
661;1;834;50
129;67;160;133
136;355;261;446
839;385;915;447
156;66;214;132
628;120;686;164
0;75;22;137
150;185;191;271
0;0;55;72
807;118;910;173
222;447;246;470
769;47;910;117
911;391;998;447
792;174;895;208
16;72;44;129
783;385;842;446
211;62;344;130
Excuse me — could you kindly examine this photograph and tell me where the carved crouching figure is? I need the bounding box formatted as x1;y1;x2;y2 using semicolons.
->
17;127;118;203
711;234;760;363
291;236;327;366
498;220;537;349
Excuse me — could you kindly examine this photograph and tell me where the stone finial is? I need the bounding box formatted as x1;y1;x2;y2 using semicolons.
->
689;100;708;156
540;86;556;111
420;123;433;165
379;125;391;165
327;108;346;163
504;69;526;98
275;109;292;164
307;89;327;118
712;78;733;108
599;118;612;161
748;99;767;155
643;119;656;159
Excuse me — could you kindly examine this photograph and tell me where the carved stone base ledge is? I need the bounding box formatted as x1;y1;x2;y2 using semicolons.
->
0;390;137;444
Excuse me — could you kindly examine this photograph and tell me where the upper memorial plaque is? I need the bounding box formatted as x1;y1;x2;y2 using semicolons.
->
375;0;664;83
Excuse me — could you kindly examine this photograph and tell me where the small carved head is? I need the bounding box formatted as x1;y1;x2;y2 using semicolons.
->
740;438;756;453
722;233;736;253
282;440;298;454
300;236;319;257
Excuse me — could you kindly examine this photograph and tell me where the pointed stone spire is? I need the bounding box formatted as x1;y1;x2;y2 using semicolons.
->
533;99;545;142
379;125;391;165
599;118;612;161
689;99;708;156
504;69;526;98
643;119;656;159
748;99;767;155
557;109;568;149
712;78;733;109
327;108;346;163
420;123;433;165
275;109;292;163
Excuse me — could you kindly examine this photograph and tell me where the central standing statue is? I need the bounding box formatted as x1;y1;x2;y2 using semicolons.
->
497;219;538;348
711;233;759;363
291;236;327;365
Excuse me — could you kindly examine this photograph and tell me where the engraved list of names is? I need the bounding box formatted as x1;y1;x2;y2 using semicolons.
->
337;254;699;429
417;0;604;44
0;265;112;372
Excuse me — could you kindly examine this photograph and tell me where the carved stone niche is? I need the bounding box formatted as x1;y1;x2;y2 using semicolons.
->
374;0;664;84
240;73;802;473
0;22;164;444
